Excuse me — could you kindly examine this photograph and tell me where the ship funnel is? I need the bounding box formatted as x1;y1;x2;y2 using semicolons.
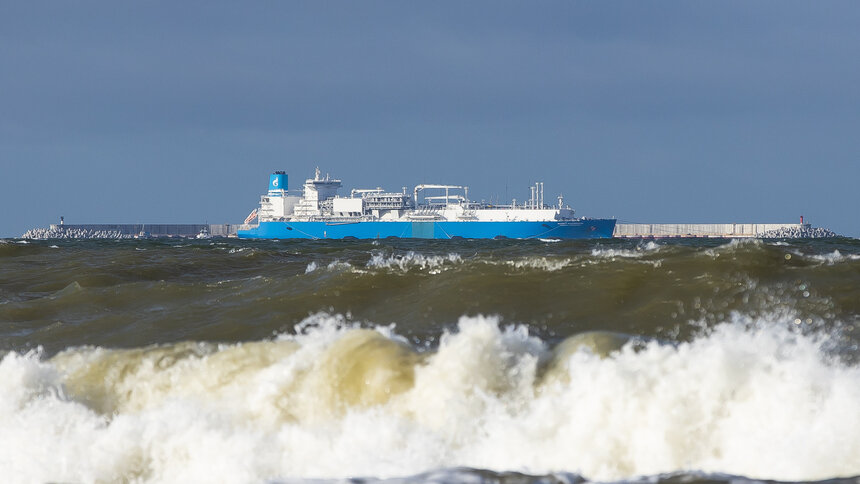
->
269;172;288;192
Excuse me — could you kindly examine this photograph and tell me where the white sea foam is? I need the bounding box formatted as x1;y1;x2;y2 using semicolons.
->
808;250;860;264
720;238;765;248
306;260;355;273
591;241;661;259
0;314;857;482
702;238;766;258
505;257;572;271
366;251;463;273
589;242;663;268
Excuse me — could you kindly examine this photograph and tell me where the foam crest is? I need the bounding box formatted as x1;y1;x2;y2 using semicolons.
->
305;260;354;273
0;314;858;482
720;238;765;248
227;247;250;254
529;317;860;479
808;250;860;264
702;238;767;258
366;251;463;273
400;317;546;437
0;350;64;412
505;257;571;271
591;241;661;259
51;340;299;415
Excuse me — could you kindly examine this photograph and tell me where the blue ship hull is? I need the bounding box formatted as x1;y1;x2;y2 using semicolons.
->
237;219;616;240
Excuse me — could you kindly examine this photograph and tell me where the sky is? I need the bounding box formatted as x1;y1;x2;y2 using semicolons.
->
1;1;858;238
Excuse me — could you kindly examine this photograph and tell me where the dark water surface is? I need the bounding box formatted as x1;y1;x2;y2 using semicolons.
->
1;237;858;483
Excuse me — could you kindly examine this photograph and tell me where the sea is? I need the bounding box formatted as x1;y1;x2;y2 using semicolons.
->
0;236;858;484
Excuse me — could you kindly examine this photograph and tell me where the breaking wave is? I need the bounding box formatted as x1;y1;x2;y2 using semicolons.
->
366;251;464;272
808;250;860;265
590;240;662;259
303;251;584;274
1;313;858;483
504;256;572;271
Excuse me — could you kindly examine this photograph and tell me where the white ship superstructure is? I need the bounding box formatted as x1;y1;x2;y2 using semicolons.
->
240;168;615;239
256;169;574;223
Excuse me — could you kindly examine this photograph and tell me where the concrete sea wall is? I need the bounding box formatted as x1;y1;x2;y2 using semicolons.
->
613;223;803;238
22;224;239;239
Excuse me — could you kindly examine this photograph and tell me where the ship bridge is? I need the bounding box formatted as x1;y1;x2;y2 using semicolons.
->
293;168;342;218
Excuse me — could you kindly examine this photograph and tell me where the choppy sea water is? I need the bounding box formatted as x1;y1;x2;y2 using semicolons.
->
0;237;858;484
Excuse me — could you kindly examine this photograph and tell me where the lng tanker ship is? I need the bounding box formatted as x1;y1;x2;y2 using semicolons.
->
236;169;615;240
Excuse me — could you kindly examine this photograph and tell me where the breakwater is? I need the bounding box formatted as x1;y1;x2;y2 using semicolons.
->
22;223;237;239
613;223;836;238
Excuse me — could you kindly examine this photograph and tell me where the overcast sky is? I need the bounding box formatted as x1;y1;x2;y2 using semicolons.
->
2;1;858;237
